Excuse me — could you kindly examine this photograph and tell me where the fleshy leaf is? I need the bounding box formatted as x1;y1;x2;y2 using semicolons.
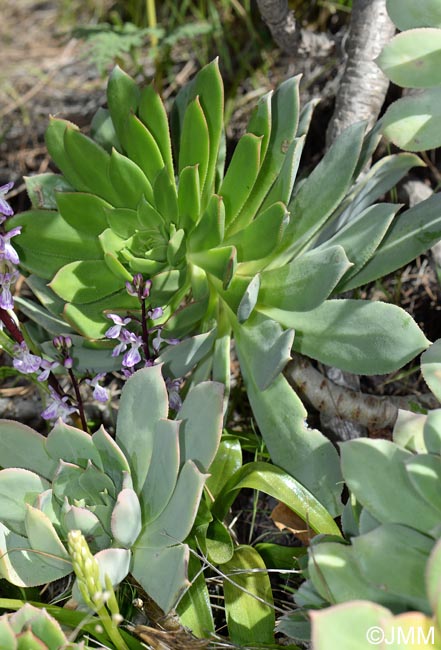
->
0;420;55;480
377;29;441;88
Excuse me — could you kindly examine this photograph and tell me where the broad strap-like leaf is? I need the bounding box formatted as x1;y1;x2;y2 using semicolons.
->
260;299;429;375
55;191;110;235
223;546;275;646
157;329;217;378
49;259;125;304
46;419;103;470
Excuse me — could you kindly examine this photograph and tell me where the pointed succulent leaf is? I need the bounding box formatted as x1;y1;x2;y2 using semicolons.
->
0;469;50;534
279;120;366;261
149;268;184;305
49;259;123;304
377;29;441;88
25;172;73;210
234;312;293;391
111;488;142;547
15;295;73;336
161;297;209;339
45;118;90;191
187;194;225;252
236;75;301;226
157;329;217;378
139;83;175;180
262;299;429;374
25;505;70;569
223;545;275;646
308;540;392;604
258;136;305;213
220;133;262;229
341;439;440;533
136;460;207;548
405;454;441;515
51;461;84;504
63;127;120;205
136;195;166;231
0;420;55;480
310;601;395;650
95;547;131;587
177;165;201;230
381;87;441;151
55;191;110;235
330;152;423;229
237;274;260;323
141;419;180;523
352;524;432;607
105;207;139;239
92;426;131;493
78;460;116;501
116;366;169;493
90;106;121;152
0;523;71;587
247;90;272;161
422;339;441;403
0;617;14;648
234;320;343;516
340;192;441;289
62;504;110;549
322;203;400;290
124;113;165;185
393;409;427;453
106;65;140;147
132;543;189;614
179;96;210;192
9;210;102;279
225;201;288;262
10;605;69;648
45;419;103;470
427;538;441;629
297;97;319;137
25;274;67;317
177;381;224;472
153;167;179;224
386;0;441;30
190;246;237;287
259;245;352;312
108;147;154;208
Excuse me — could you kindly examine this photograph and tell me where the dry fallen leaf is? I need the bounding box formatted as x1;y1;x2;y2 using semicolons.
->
270;501;314;545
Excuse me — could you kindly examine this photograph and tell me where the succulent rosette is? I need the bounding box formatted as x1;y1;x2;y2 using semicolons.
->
0;365;223;612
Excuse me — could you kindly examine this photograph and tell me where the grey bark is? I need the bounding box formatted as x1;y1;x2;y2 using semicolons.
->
256;0;334;58
326;0;395;146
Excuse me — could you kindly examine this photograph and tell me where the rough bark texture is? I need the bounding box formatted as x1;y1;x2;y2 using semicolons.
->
326;0;395;146
256;0;334;58
286;354;438;439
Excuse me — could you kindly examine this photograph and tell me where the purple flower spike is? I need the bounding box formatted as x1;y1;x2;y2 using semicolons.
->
0;182;14;219
13;342;42;374
41;387;78;421
122;332;143;368
148;307;163;321
0;270;19;309
86;372;109;403
0;227;22;265
37;359;60;382
105;313;132;339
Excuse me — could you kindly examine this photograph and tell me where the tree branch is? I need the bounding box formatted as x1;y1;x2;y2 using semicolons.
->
326;0;395;146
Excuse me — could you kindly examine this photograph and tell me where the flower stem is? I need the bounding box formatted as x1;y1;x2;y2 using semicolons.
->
141;299;151;362
67;367;89;433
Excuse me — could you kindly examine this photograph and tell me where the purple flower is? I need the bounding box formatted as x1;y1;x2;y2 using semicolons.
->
41;387;78;421
105;313;132;339
13;342;42;374
148;307;163;321
0;182;14;219
125;274;151;299
85;373;109;403
152;329;180;353
0;270;19;309
166;377;182;411
122;333;143;368
37;359;60;382
0;227;22;265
